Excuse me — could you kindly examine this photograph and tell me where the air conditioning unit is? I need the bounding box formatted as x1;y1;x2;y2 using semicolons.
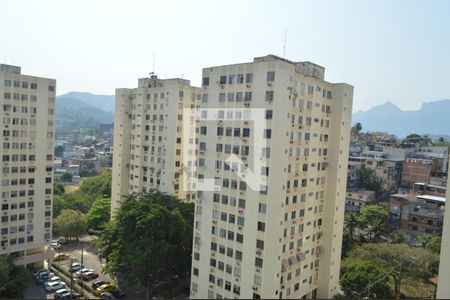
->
244;102;250;107
246;84;251;88
267;82;272;87
256;249;262;255
244;121;249;125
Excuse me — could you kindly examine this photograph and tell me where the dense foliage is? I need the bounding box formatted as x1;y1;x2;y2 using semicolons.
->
86;197;111;230
342;243;438;299
0;256;29;298
361;168;383;194
53;170;111;218
340;261;393;299
98;190;194;299
54;209;88;240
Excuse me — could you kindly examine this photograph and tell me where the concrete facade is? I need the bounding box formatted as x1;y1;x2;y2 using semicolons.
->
189;55;353;299
0;64;55;266
111;76;201;213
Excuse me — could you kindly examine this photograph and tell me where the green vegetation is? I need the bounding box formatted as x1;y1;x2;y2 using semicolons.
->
61;172;73;182
53;182;65;195
98;190;194;299
351;122;363;134
340;261;393;299
54;209;88;240
418;235;442;254
342;243;438;299
86;197;111;230
0;256;30;298
53;170;111;218
361;168;383;194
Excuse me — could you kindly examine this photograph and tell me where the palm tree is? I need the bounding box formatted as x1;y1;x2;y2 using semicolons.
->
345;211;359;238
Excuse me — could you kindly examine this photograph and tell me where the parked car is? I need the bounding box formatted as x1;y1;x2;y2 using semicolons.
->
69;262;83;272
42;276;61;286
92;280;106;290
45;281;66;292
51;241;62;250
36;272;55;284
57;237;68;244
94;283;116;296
54;288;70;299
33;269;49;279
75;268;94;277
53;253;70;262
111;288;126;299
81;271;99;281
59;291;81;299
100;292;115;299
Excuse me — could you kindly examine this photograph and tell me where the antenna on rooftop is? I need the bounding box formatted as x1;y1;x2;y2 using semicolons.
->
152;53;156;74
283;30;287;58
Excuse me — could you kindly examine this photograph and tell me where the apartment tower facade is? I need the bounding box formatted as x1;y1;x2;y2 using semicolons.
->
0;64;56;266
111;76;201;212
190;55;353;299
437;168;450;299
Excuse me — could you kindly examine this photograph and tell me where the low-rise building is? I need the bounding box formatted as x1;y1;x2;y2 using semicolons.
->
401;158;432;188
345;189;376;213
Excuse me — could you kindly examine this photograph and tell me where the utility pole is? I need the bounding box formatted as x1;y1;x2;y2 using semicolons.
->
70;258;74;300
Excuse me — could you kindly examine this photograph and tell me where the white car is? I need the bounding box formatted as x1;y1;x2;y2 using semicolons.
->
46;276;61;283
51;241;62;250
69;262;83;272
75;268;94;277
45;281;66;292
54;288;70;298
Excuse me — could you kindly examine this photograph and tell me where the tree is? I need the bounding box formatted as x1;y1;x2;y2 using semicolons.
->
389;230;407;243
54;209;87;240
340;261;393;299
406;133;422;139
419;235;441;254
98;190;194;299
343;243;438;299
0;256;29;298
345;211;359;239
357;205;388;242
361;168;383;194
61;172;73;182
86;197;111;230
351;122;363;134
53;182;65;195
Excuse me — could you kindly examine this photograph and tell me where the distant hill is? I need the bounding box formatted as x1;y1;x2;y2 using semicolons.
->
352;99;450;138
61;92;115;113
56;93;114;129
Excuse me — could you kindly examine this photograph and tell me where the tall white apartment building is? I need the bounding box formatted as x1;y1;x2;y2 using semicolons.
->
437;168;450;299
111;75;201;212
0;64;56;267
190;55;353;299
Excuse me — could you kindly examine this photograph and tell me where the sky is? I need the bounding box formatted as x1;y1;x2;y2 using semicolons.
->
1;0;449;112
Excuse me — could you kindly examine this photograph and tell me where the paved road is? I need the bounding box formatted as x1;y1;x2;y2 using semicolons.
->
54;235;113;286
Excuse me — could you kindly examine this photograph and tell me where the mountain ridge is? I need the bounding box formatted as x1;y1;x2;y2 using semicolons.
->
352;99;450;137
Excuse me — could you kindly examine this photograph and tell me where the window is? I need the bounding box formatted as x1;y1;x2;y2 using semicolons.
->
265;110;273;120
220;75;227;84
245;73;253;83
264;129;272;139
255;257;263;268
256;239;264;250
237;74;244;84
265;91;274;101
267;71;275;82
258;203;266;214
202;77;209;86
257;222;266;232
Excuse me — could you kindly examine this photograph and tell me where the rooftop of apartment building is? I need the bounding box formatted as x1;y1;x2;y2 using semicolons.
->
204;54;327;80
137;75;195;89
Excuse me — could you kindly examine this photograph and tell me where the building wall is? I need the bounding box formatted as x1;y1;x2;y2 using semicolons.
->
437;166;450;299
111;77;201;214
189;55;353;299
0;64;55;266
401;160;432;187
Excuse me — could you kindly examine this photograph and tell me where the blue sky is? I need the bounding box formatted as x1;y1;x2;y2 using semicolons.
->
1;0;449;111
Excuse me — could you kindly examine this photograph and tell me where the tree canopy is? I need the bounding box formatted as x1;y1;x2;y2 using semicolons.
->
54;209;87;240
0;256;29;298
340;261;393;299
98;190;194;299
361;168;383;194
86;197;111;230
342;243;438;299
